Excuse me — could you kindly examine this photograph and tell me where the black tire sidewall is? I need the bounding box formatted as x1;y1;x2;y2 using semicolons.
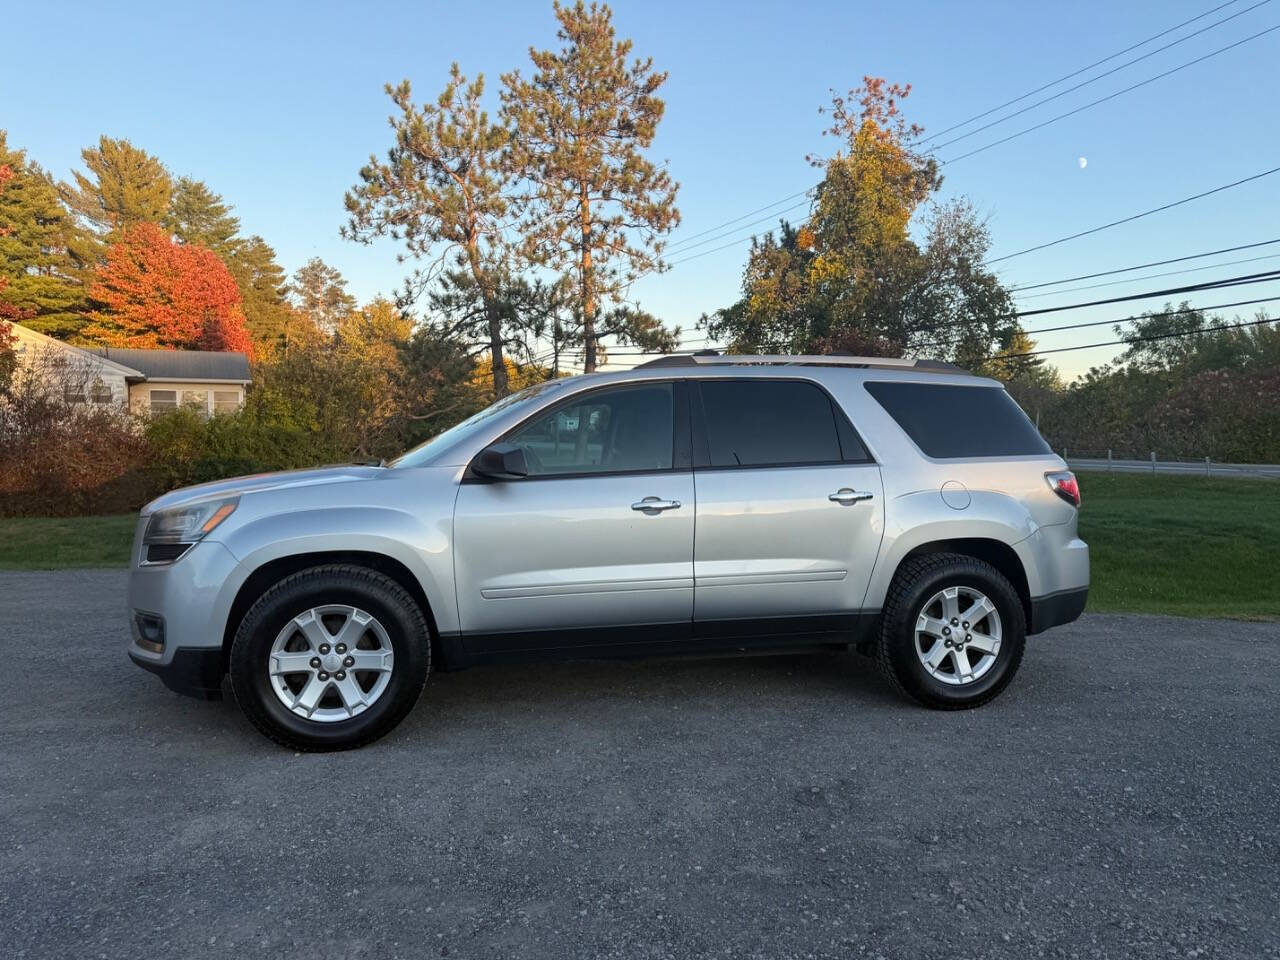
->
230;569;429;749
884;559;1025;708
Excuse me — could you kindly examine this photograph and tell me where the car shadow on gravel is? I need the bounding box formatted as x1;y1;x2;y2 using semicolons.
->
144;648;913;753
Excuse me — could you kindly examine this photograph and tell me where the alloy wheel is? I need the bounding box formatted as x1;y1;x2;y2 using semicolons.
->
267;604;395;722
913;585;1002;685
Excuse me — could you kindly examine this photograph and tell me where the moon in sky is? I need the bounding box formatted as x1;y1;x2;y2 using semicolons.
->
1078;156;1088;169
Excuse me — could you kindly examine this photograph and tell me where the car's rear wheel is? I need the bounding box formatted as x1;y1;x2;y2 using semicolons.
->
229;565;430;750
876;553;1025;709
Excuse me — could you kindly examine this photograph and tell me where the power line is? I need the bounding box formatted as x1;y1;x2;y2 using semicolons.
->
1016;313;1277;358
651;11;1274;266
601;290;1280;359
1022;294;1280;337
662;198;813;257
543;262;1280;366
1014;269;1280;317
1015;252;1280;300
940;23;1280;165
928;0;1272;152
914;0;1247;144
1010;237;1280;289
649;23;1277;274
663;188;813;252
986;166;1280;264
660;162;1280;278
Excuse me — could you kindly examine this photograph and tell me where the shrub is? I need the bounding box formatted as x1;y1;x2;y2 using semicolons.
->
0;350;155;516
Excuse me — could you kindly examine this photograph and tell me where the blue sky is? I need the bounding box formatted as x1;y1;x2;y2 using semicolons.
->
4;0;1277;378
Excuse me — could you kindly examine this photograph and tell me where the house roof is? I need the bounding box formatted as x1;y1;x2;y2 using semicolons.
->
86;346;252;383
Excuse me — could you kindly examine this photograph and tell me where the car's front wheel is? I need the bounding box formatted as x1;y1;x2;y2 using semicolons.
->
876;553;1026;709
229;565;430;750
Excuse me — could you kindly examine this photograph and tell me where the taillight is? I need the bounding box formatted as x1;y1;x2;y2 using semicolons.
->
1046;470;1081;507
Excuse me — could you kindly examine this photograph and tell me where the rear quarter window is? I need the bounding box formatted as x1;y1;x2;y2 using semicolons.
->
864;381;1050;459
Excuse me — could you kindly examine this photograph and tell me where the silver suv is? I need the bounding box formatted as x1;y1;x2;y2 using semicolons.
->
128;355;1089;749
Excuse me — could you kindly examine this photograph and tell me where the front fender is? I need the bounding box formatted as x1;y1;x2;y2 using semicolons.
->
216;506;459;634
865;488;1044;607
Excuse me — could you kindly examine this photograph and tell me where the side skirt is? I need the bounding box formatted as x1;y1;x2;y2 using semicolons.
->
436;612;881;670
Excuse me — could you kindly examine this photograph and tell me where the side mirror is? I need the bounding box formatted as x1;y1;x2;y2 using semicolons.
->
471;443;529;481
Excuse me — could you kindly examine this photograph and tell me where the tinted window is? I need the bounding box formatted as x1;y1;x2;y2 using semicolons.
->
508;384;674;476
391;379;569;468
700;380;848;467
865;382;1050;458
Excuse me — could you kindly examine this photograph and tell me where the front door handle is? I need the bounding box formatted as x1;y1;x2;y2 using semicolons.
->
631;496;682;513
829;488;874;505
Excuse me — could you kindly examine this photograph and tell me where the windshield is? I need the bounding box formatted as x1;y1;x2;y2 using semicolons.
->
389;379;568;468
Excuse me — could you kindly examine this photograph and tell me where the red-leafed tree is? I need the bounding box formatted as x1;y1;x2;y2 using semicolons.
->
82;222;253;355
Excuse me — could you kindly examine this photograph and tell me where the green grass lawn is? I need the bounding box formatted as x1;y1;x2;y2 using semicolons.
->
1077;473;1280;619
0;514;137;570
1;475;1276;619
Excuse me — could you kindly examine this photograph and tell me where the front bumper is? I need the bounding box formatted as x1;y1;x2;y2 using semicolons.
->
127;538;245;700
128;646;225;700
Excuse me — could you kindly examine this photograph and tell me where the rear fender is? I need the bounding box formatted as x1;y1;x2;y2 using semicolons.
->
865;489;1044;606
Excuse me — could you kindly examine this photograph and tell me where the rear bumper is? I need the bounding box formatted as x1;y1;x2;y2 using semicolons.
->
1029;586;1089;635
128;646;225;700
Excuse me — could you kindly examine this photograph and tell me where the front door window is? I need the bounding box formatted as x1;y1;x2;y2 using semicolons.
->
506;383;674;476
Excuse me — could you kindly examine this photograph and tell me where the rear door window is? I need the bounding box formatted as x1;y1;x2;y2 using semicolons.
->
698;379;865;467
864;381;1050;458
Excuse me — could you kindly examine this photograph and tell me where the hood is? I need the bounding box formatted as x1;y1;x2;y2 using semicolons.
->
142;465;386;515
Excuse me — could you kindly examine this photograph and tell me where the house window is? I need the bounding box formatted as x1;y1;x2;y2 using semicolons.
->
182;390;210;418
63;385;85;404
149;389;178;413
91;380;113;404
213;390;240;415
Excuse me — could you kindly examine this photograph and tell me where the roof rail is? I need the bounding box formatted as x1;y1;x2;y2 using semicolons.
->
634;352;966;374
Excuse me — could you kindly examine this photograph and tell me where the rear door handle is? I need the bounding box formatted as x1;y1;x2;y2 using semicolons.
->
829;488;874;505
631;496;682;513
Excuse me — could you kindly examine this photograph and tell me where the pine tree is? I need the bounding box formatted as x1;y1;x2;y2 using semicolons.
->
59;136;171;272
231;236;293;354
985;327;1062;388
289;258;356;334
167;177;241;255
345;65;518;398
501;1;680;372
0;132;87;338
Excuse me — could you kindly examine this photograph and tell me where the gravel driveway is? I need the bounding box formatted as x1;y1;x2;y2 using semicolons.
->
2;570;1277;960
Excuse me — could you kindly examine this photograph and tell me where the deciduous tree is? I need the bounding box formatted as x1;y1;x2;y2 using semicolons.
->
703;79;1013;366
82;222;253;354
501;1;680;372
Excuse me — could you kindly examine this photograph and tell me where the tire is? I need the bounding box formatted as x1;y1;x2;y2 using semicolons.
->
229;564;431;751
876;552;1026;710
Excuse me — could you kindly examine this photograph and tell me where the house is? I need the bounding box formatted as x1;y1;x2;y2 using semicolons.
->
8;322;252;416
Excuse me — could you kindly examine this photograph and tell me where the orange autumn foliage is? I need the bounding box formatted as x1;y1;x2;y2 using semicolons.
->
83;222;253;356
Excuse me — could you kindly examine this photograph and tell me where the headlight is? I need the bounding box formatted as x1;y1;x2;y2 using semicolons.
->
143;497;239;545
